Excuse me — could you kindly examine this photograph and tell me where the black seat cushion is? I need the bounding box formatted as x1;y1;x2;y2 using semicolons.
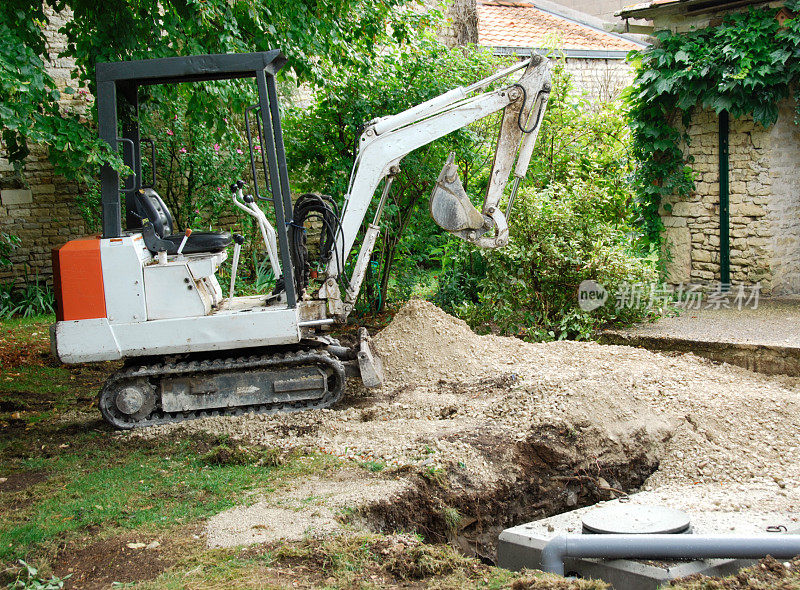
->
134;188;175;238
134;188;231;254
162;231;232;254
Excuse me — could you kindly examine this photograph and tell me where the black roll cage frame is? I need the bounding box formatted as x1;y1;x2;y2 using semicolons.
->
95;50;297;307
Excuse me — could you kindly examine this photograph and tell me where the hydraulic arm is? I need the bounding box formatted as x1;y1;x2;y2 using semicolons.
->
319;54;551;319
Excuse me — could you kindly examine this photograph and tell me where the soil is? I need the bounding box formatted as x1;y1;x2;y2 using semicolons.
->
135;300;800;559
0;470;48;494
670;556;800;589
53;533;178;589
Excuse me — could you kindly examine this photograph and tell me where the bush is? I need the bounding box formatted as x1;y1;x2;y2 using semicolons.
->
434;54;659;340
458;181;658;341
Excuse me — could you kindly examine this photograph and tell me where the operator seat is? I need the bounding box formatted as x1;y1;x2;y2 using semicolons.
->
133;188;231;254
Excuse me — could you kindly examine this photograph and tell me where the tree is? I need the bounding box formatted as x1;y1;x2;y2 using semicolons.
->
0;0;424;184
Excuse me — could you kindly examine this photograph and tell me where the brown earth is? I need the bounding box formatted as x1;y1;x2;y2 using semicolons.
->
53;533;180;590
135;300;800;561
0;470;48;494
671;556;800;588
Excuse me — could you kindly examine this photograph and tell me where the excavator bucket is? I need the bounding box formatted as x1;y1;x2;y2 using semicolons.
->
357;327;384;388
430;153;485;232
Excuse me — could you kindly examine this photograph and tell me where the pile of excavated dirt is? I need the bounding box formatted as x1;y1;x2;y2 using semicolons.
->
137;300;800;555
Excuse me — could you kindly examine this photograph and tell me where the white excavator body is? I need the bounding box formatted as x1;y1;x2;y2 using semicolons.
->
50;50;551;428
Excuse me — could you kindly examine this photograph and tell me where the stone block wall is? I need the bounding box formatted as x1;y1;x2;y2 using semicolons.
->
0;8;91;285
765;100;800;294
660;101;800;295
561;57;634;102
649;1;778;34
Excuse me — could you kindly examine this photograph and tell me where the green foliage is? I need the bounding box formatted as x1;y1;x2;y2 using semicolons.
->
529;56;632;197
8;560;69;590
1;0;423;184
0;5;125;184
440;62;657;340
284;37;507;311
433;239;486;314
461;181;658;341
140;92;251;231
0;278;55;319
0;232;20;268
627;3;800;244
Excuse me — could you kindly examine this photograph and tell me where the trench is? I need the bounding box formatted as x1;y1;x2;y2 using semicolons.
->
355;422;664;563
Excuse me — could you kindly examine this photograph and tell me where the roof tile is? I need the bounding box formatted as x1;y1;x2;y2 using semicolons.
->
478;0;643;52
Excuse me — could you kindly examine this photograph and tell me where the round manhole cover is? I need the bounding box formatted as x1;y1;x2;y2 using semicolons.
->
582;504;691;535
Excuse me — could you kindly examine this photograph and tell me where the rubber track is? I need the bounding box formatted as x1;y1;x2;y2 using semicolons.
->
99;349;346;429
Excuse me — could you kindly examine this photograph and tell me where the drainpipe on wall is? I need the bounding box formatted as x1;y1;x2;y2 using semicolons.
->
719;110;730;288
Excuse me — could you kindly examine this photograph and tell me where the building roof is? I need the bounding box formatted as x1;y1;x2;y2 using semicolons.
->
618;0;766;19
478;0;647;57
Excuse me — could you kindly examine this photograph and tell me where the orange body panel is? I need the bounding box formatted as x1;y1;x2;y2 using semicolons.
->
52;238;106;321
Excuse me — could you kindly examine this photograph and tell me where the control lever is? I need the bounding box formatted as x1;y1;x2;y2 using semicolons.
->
228;233;245;299
176;228;192;256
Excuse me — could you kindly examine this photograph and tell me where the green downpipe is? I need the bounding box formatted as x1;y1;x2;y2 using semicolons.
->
719;110;730;288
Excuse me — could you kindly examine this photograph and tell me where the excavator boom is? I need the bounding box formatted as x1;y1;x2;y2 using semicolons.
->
323;54;551;319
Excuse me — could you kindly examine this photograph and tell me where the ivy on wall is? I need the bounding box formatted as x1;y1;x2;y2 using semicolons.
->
627;1;800;245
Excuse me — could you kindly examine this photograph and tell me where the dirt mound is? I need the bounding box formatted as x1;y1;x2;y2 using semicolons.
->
138;300;800;556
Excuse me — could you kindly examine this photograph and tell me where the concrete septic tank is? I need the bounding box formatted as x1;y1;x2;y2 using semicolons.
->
498;494;799;590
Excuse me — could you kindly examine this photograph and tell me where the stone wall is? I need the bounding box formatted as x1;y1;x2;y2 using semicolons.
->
766;100;800;294
660;101;800;295
648;0;778;33
0;8;90;285
561;57;634;102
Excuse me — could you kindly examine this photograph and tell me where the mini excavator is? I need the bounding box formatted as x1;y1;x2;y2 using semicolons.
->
50;50;551;428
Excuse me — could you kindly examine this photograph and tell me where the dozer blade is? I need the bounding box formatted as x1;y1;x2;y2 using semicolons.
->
357;327;384;388
430;152;485;232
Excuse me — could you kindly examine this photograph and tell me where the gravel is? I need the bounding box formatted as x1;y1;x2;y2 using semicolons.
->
137;300;800;541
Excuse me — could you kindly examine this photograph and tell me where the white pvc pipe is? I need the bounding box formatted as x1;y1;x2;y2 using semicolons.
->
542;534;800;576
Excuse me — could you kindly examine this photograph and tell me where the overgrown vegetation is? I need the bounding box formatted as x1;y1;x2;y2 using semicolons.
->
627;2;800;244
0;235;55;319
0;278;55;319
437;58;657;340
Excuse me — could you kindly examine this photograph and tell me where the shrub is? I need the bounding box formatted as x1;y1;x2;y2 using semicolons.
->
434;54;658;340
458;180;658;340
